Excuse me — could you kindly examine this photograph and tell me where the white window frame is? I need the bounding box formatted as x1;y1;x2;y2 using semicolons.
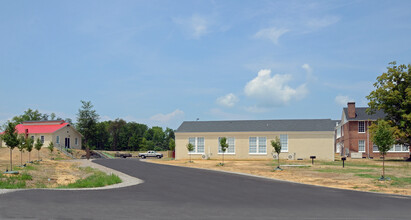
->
280;134;288;152
249;137;267;154
374;144;409;153
188;137;205;154
358;121;365;133
75;138;78;145
373;143;379;152
56;136;60;144
218;137;235;154
336;126;342;139
41;136;45;144
358;140;365;152
389;144;409;152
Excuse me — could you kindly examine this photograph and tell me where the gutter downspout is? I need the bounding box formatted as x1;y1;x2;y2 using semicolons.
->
367;119;370;159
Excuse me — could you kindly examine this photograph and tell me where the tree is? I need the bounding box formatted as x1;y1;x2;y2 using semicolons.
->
108;118;126;151
25;137;34;162
367;62;411;158
76;100;99;150
17;135;26;166
219;137;229;165
50;113;56;120
370;120;396;180
34;138;43;161
1;122;20;171
169;138;176;151
186;142;194;163
271;137;282;171
48;142;54;155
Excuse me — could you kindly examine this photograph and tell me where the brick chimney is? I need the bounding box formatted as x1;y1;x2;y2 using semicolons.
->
347;102;356;118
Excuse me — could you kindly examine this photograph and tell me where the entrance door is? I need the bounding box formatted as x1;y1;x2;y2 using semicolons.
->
65;138;70;148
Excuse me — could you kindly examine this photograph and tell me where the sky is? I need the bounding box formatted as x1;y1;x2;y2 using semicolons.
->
1;0;410;129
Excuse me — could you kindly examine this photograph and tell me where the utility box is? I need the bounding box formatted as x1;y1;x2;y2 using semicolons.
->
351;152;362;159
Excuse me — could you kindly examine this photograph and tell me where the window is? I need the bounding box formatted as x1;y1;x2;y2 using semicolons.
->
249;137;267;154
358;121;365;133
373;144;379;152
280;134;288;152
389;144;409;152
218;137;235;154
56;136;60;144
41;136;45;144
31;136;34;140
336;126;341;138
75;138;78;145
358;140;365;152
188;137;205;154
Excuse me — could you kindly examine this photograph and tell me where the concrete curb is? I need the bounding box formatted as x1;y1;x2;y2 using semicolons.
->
0;159;143;195
144;160;411;199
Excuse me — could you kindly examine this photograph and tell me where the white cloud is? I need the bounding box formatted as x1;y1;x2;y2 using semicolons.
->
254;27;289;44
302;63;317;81
149;109;184;124
302;63;312;74
335;95;354;106
216;93;239;107
244;69;308;107
173;14;210;39
306;16;340;30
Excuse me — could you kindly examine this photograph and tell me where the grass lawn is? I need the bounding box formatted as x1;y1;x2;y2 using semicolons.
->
58;167;121;188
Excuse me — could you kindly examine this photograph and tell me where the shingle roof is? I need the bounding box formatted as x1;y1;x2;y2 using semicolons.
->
176;119;339;133
15;122;69;134
343;107;386;121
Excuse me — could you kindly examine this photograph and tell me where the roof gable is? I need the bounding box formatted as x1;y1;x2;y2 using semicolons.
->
176;119;339;133
15;121;70;134
343;107;386;121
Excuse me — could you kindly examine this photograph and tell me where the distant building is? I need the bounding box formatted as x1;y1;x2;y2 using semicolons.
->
175;119;338;161
0;120;82;149
335;102;410;158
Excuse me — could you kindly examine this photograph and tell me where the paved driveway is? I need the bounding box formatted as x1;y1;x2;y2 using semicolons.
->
0;159;410;219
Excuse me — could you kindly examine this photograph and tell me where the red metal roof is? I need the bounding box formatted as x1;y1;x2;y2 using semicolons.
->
15;122;69;134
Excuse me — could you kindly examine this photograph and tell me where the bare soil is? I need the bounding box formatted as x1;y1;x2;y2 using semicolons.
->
149;158;411;196
0;147;89;188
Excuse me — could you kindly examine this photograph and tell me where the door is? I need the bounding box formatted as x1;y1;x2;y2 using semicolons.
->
65;138;71;148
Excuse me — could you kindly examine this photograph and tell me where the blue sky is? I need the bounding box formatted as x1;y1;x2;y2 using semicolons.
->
1;0;410;129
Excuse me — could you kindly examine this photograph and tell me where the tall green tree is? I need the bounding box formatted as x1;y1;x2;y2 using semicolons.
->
367;62;411;156
186;142;194;163
76;100;99;150
108;118;126;151
370;120;396;180
219;137;229;165
169;138;176;151
34;138;43;161
2;122;20;171
271;137;282;171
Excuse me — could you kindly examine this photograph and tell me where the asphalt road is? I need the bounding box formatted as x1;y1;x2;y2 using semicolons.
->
0;159;410;219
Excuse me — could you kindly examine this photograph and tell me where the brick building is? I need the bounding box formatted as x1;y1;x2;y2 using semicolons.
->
335;102;410;159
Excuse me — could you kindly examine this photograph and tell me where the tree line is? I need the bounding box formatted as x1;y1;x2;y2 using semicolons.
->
2;102;176;152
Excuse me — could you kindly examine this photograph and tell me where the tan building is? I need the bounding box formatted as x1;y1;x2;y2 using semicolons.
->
175;119;338;161
0;120;82;150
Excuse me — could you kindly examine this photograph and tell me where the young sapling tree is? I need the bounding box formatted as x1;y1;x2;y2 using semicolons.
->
219;137;229;166
186;142;194;163
271;137;282;171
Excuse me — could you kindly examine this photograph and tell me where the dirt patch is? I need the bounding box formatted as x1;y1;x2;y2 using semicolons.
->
149;158;411;196
0;147;90;188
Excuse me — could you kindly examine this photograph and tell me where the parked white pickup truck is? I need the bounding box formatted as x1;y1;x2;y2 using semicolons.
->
138;151;163;159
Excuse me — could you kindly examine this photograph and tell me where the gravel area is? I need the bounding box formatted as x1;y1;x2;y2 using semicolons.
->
0;159;143;194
